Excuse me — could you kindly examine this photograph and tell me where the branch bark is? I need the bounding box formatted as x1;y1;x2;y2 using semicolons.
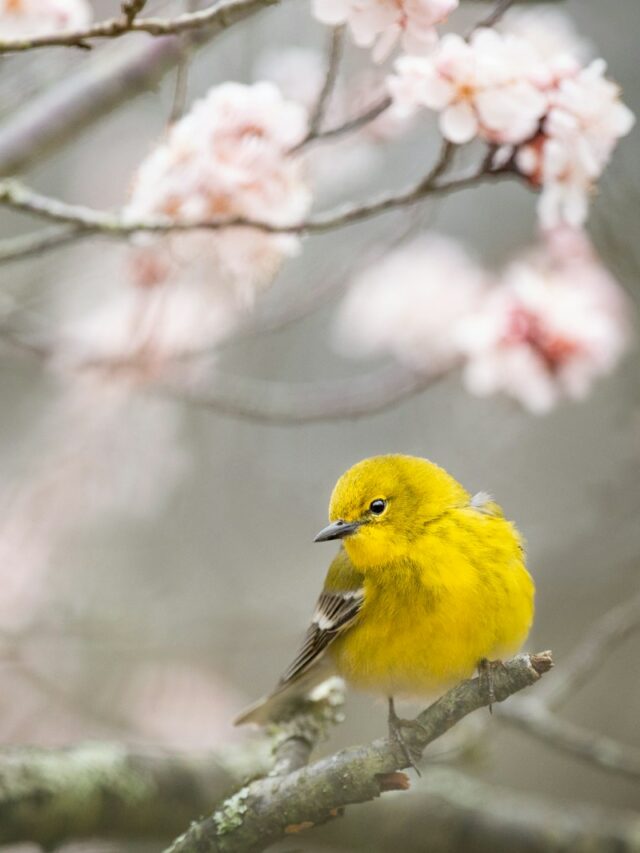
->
0;742;263;847
0;145;510;264
164;652;553;853
0;0;280;52
0;0;276;177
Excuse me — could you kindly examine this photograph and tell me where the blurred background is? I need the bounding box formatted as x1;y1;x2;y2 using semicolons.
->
0;0;638;850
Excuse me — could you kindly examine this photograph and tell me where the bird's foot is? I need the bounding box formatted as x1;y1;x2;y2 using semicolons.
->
477;658;507;713
387;697;425;776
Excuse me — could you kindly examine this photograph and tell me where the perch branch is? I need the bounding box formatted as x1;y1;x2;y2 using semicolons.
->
164;652;553;853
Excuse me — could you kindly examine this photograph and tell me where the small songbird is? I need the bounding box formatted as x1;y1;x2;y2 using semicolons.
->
235;455;535;753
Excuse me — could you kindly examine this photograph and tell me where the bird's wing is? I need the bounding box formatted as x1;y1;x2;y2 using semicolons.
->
234;549;364;726
279;587;364;685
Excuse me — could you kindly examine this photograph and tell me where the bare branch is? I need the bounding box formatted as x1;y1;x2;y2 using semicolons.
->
497;699;640;781
338;766;640;853
0;742;263;847
0;1;274;177
472;0;517;30
0;225;86;264
164;652;553;853
538;589;640;710
162;363;450;425
0;143;509;264
0;0;280;53
302;95;393;150
305;26;345;141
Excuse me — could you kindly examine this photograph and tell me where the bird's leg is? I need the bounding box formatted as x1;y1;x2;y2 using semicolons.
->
477;658;507;712
387;696;424;776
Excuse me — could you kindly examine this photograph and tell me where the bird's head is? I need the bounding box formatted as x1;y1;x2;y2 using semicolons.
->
314;455;469;569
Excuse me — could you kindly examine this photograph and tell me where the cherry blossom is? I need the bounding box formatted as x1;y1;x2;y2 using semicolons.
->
334;235;488;371
388;29;548;144
517;60;635;228
499;4;591;79
313;0;458;63
457;229;632;413
0;0;90;35
124;82;312;346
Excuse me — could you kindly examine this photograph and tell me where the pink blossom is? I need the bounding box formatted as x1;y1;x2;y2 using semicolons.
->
388;29;548;144
499;5;590;84
313;0;458;63
457;230;632;413
124;82;312;340
0;0;90;36
334;235;487;371
517;60;635;228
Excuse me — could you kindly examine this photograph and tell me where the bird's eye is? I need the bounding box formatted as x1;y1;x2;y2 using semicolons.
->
369;499;387;515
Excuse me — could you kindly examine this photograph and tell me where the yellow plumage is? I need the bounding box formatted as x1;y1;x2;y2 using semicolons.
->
235;454;534;725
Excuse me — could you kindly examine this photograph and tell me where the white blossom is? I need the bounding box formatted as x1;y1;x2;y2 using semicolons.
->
124;82;312;346
388;29;548;144
458;229;632;413
313;0;458;62
517;60;635;228
0;0;90;36
334;235;487;371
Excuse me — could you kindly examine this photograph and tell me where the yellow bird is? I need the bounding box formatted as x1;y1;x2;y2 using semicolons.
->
235;455;535;750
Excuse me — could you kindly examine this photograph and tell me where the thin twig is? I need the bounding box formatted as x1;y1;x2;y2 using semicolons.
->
472;0;516;31
0;225;86;264
304;26;344;142
162;362;451;425
299;96;392;151
537;589;640;710
0;142;502;260
497;699;640;781
0;0;280;52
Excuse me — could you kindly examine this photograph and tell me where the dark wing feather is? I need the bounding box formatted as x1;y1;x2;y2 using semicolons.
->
279;588;364;685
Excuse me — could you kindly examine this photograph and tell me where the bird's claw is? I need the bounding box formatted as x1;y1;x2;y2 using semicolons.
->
387;698;425;775
477;658;507;712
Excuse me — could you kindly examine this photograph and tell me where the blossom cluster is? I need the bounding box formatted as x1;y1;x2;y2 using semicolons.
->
313;0;458;62
388;11;634;227
123;82;311;354
335;230;631;414
0;0;90;36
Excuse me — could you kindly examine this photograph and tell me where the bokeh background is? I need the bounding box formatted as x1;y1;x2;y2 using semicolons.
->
0;0;639;850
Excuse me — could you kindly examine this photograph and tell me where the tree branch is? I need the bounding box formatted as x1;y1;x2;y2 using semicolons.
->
0;742;263;847
305;26;344;141
164;652;553;853
0;143;508;265
162;363;450;425
497;699;640;780
335;765;640;853
0;1;275;177
537;589;640;710
0;0;280;52
305;95;392;148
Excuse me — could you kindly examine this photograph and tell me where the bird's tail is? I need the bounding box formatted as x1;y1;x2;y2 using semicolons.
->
234;660;335;726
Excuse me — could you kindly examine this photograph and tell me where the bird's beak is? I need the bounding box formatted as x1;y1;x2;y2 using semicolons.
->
314;519;361;542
